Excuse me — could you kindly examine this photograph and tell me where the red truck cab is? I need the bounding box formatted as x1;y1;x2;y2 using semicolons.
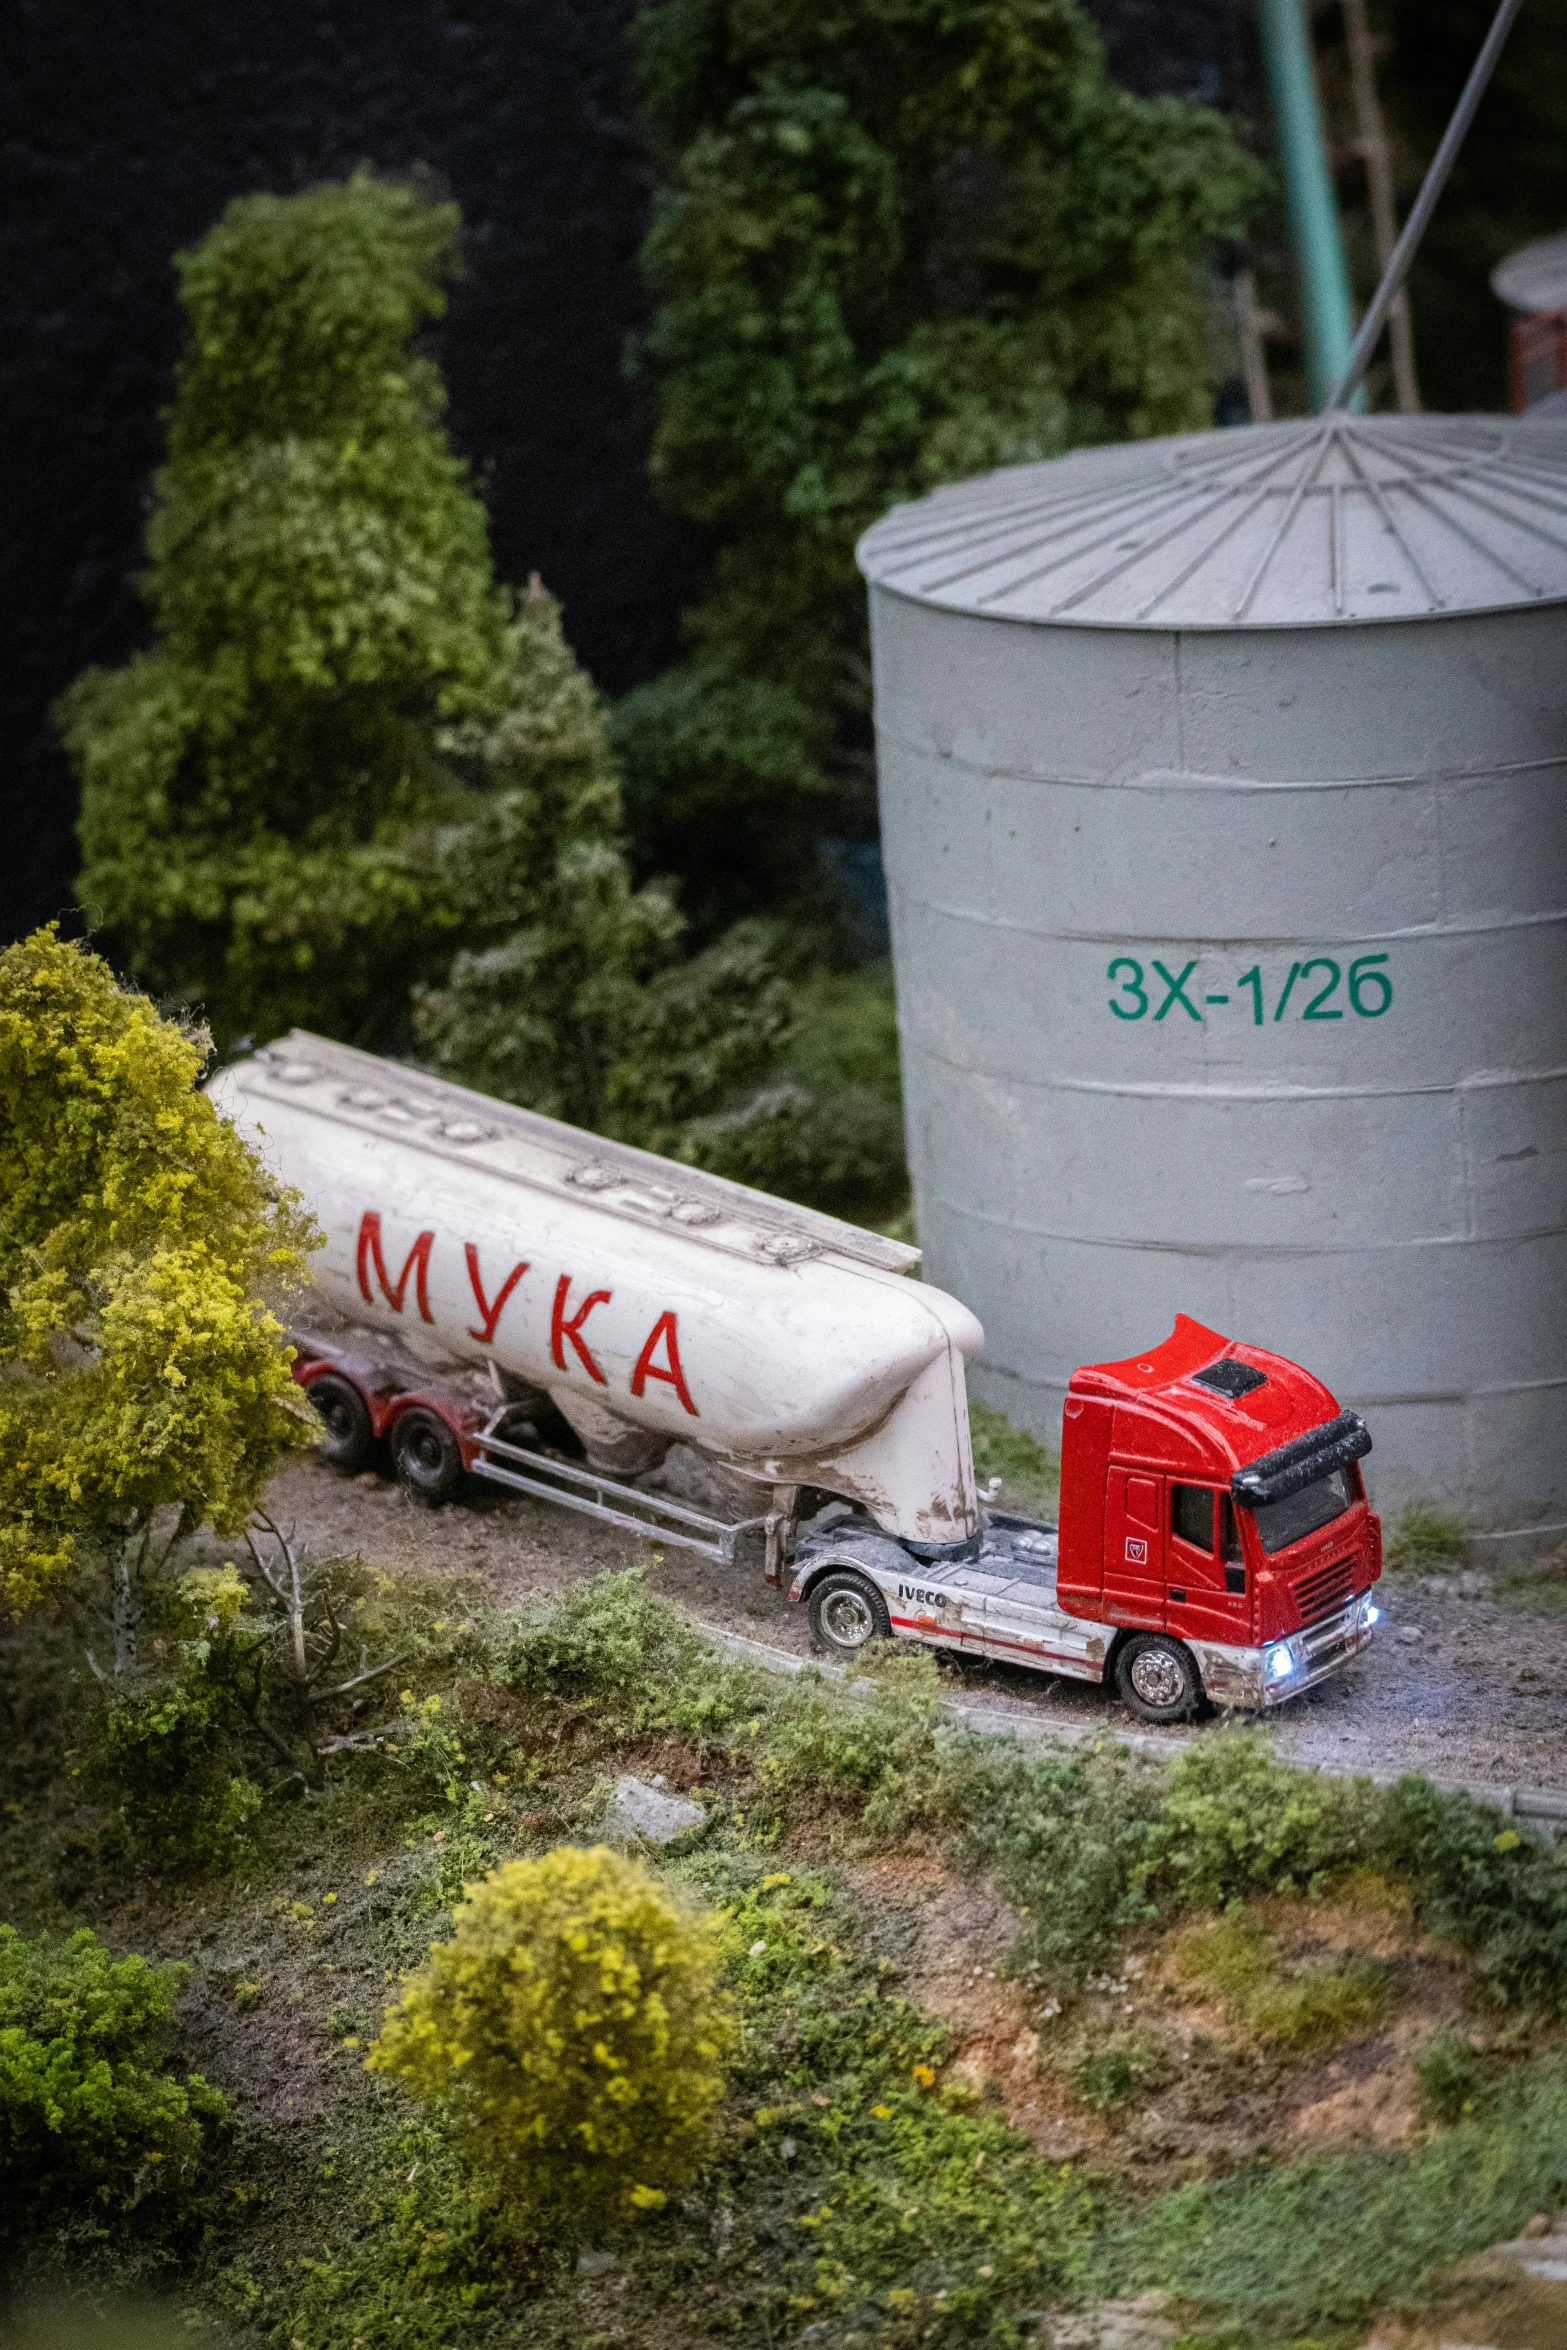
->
1056;1314;1381;1707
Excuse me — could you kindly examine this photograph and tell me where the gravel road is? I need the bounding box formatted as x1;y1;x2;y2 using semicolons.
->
264;1451;1567;1801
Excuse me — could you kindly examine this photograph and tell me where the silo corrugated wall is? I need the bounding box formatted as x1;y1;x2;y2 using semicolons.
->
860;417;1567;1544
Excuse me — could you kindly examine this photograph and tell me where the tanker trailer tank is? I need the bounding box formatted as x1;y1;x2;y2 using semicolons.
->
208;1033;984;1552
857;413;1567;1547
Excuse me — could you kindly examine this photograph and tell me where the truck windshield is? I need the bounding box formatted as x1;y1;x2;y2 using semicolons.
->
1247;1466;1355;1555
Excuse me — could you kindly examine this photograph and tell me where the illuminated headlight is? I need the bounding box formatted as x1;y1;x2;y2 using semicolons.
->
1357;1596;1380;1628
1264;1642;1295;1682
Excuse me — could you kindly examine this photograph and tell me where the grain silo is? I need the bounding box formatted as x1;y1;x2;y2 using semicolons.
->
857;413;1567;1545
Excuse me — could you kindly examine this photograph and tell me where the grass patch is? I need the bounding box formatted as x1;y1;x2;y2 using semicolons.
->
1495;1537;1567;1618
1384;1498;1468;1571
968;1402;1058;1517
1105;2071;1567;2331
1171;1912;1391;2051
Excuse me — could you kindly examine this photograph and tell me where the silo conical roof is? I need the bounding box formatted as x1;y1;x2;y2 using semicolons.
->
856;412;1567;630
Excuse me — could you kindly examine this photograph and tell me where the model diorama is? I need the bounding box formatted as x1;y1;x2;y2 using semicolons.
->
213;1032;1381;1722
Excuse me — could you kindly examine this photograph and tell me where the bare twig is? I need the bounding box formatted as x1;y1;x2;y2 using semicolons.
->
320;1654;413;1699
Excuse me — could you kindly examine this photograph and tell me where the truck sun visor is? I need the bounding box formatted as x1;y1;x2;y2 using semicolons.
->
1231;1411;1372;1508
1192;1358;1268;1399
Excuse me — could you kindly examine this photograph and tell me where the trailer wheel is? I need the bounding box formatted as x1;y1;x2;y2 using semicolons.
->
808;1571;891;1660
1114;1633;1201;1724
306;1374;373;1473
391;1408;465;1502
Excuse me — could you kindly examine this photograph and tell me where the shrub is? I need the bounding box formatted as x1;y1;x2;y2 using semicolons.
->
1384;1499;1468;1571
1416;2031;1482;2124
675;1077;908;1223
607;655;830;943
499;1567;716;1726
0;1926;225;2238
759;1648;957;1844
0;928;317;1617
1377;1777;1567;2013
1071;2031;1165;2115
368;1848;732;2235
1150;1732;1377;1907
967;1745;1165;1994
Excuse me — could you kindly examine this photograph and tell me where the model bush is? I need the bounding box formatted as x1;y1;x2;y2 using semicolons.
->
630;0;1268;739
0;929;316;1618
0;1925;225;2238
368;1847;732;2234
1150;1733;1379;1907
1378;1776;1567;2014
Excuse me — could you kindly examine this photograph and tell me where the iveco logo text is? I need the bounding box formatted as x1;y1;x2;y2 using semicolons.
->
896;1584;948;1608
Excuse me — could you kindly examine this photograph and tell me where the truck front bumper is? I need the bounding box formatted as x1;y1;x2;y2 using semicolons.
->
1194;1593;1380;1711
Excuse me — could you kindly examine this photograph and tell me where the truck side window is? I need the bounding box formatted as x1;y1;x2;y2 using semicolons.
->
1171;1483;1214;1553
1219;1494;1243;1562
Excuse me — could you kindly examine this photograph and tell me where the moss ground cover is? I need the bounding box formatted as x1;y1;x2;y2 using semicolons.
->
3;1560;1565;2346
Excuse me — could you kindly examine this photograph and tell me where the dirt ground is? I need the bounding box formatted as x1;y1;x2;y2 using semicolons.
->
262;1448;1567;1801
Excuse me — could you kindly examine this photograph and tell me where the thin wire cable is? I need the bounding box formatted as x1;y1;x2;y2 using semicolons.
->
1323;0;1524;411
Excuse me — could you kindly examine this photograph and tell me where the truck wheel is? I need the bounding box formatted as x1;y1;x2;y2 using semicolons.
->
1115;1633;1202;1723
307;1374;373;1473
391;1408;465;1502
808;1571;891;1660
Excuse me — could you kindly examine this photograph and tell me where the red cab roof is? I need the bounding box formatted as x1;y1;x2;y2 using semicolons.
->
1070;1314;1343;1479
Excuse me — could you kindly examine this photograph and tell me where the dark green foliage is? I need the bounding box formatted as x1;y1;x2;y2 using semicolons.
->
631;0;1268;724
607;655;831;941
1377;1776;1567;2013
0;1926;225;2240
759;1648;961;1844
1071;2031;1165;2115
1417;2031;1482;2124
1106;2073;1567;2330
1150;1731;1380;1907
674;1076;907;1221
65;171;512;1049
960;1743;1164;1992
497;1567;749;1750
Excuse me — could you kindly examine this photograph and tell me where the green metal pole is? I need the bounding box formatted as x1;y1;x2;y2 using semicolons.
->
1258;0;1359;411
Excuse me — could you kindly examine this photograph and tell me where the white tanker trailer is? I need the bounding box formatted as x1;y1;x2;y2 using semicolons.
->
210;1034;1381;1723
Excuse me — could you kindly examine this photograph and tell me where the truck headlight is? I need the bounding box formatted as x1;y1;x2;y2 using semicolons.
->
1357;1596;1380;1628
1264;1642;1295;1682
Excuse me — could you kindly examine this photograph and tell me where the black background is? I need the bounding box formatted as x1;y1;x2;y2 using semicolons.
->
3;0;1250;947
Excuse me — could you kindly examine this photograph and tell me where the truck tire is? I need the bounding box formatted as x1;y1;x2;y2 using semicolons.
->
808;1570;892;1660
307;1374;373;1473
391;1408;465;1503
1114;1633;1202;1724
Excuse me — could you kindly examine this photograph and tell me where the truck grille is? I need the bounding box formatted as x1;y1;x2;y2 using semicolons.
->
1294;1556;1356;1625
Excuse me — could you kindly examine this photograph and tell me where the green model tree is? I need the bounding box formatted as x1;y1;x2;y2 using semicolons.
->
0;929;316;1620
62;170;512;1051
61;169;802;1179
628;0;1268;733
414;577;794;1147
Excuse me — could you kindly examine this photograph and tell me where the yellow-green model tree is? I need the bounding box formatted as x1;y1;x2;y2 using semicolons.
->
0;929;317;1621
370;1848;732;2236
